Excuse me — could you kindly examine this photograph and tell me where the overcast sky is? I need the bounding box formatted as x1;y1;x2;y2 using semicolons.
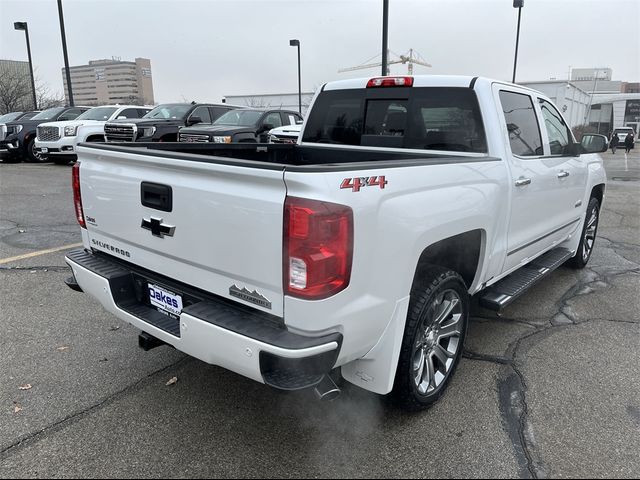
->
1;0;638;104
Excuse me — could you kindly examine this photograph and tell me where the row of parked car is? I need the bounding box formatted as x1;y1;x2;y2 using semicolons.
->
0;102;304;165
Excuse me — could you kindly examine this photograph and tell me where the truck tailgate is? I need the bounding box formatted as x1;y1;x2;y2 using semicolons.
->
77;145;287;317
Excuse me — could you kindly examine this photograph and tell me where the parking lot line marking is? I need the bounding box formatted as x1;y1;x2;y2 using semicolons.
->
0;243;83;265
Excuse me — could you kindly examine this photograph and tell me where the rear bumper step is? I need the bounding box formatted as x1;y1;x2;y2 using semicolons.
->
479;247;573;311
65;248;342;390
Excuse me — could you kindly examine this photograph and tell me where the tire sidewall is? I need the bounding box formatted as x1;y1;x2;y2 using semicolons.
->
574;197;600;268
394;269;470;409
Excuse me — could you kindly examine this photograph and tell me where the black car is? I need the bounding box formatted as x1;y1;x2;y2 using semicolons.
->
104;103;238;143
0;106;89;163
178;109;303;144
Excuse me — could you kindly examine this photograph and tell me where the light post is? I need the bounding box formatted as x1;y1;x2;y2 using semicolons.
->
289;39;301;114
382;0;389;76
512;0;524;83
57;0;74;106
13;22;37;110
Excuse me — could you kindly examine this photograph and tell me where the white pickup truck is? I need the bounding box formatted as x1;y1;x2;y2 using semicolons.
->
35;105;151;165
65;75;608;409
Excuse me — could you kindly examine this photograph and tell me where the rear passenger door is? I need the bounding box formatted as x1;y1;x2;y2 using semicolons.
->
496;87;576;273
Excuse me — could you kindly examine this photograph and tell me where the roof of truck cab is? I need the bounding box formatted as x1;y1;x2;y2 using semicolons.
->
323;75;479;91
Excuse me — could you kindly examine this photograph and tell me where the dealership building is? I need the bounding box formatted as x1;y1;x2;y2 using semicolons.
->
521;68;640;137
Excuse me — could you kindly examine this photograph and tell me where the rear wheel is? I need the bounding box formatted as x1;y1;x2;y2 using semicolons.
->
567;197;600;269
390;267;469;410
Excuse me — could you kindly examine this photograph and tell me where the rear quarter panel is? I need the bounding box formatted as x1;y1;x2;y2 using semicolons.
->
283;157;510;366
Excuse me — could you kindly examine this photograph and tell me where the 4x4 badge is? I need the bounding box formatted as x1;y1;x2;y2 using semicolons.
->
141;217;175;238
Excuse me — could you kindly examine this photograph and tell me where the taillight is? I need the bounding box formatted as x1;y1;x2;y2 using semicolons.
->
366;76;414;88
72;162;86;229
284;197;353;300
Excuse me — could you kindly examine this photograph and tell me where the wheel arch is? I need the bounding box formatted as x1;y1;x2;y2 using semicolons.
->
412;229;485;291
590;183;605;205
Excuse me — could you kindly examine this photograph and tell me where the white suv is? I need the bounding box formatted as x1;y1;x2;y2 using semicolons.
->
35;105;152;165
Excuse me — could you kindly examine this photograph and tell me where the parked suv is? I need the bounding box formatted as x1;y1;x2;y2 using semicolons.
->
35;105;152;165
0;106;89;162
0;111;40;155
104;103;238;143
179;108;303;143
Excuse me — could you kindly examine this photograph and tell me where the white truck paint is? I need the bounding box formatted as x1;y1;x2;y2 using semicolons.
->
65;75;607;406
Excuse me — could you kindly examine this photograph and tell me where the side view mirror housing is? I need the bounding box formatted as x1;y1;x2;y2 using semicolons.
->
187;116;202;126
260;123;275;134
580;134;609;154
117;116;127;120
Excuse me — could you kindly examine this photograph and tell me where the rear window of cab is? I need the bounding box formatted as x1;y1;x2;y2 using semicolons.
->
302;87;488;153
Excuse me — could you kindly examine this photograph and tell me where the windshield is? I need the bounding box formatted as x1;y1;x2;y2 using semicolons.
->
213;110;263;127
0;112;24;123
32;107;66;120
143;104;191;120
76;107;118;121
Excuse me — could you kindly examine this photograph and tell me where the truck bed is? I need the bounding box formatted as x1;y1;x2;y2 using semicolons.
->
79;142;498;171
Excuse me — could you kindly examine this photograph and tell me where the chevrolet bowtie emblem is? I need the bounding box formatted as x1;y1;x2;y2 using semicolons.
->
141;217;175;238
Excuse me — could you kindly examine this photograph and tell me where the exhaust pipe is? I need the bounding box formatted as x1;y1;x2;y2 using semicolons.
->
314;375;341;402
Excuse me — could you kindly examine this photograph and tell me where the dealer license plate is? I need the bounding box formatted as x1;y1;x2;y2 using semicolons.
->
148;283;183;318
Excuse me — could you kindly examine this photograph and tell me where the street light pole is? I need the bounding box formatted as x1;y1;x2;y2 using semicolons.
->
512;0;524;84
13;22;37;110
289;39;301;114
382;0;389;76
57;0;74;106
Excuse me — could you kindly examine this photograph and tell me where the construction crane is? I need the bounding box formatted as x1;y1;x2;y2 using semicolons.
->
338;49;432;75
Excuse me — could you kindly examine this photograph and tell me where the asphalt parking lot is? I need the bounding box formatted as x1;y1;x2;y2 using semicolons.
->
1;150;638;479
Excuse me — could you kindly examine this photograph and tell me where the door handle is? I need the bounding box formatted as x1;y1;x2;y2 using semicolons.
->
557;171;570;178
515;177;532;187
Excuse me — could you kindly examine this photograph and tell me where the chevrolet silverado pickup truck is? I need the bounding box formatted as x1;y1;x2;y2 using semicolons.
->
35;105;152;165
1;106;89;162
104;103;240;143
65;75;608;410
178;108;303;144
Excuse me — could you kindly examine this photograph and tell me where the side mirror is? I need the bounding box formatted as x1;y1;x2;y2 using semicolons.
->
580;134;608;154
260;123;275;134
187;116;202;126
117;116;127;120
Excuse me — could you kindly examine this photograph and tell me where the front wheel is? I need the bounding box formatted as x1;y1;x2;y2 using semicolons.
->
566;197;600;269
390;267;469;410
25;138;45;163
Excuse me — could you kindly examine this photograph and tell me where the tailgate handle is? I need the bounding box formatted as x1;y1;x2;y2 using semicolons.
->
141;182;173;212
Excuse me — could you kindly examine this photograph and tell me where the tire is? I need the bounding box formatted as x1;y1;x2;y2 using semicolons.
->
390;266;469;410
566;197;600;269
25;138;45;163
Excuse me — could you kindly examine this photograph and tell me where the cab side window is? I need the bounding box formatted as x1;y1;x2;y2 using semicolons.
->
539;99;571;155
189;106;211;124
499;91;543;157
59;108;86;121
263;112;283;128
119;109;139;119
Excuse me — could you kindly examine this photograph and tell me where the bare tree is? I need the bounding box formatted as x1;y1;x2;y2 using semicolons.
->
245;98;270;108
36;81;65;110
0;70;66;114
0;69;33;114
